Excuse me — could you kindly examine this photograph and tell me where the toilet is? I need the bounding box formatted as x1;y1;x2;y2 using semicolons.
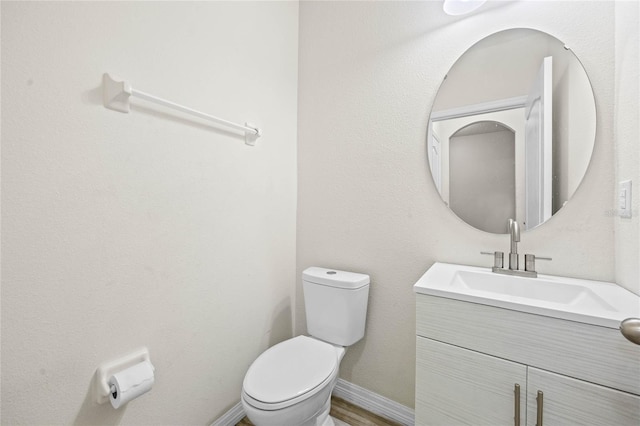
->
241;267;370;426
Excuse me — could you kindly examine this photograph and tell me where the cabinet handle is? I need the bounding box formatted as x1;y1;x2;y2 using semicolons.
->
514;383;520;426
620;318;640;345
536;390;544;426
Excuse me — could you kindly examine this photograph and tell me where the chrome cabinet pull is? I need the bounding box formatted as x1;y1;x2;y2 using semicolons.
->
536;390;544;426
514;383;521;426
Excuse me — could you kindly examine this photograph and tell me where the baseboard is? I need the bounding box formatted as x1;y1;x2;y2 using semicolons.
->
211;379;415;426
210;401;245;426
332;378;415;426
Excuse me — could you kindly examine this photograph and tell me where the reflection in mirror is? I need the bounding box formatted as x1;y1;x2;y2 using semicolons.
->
428;29;596;234
448;121;515;234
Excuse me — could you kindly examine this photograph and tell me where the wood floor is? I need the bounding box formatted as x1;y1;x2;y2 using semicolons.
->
236;396;402;426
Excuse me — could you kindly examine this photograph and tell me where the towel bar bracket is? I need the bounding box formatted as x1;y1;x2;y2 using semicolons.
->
103;74;132;113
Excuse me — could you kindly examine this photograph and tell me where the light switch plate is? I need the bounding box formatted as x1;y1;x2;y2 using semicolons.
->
619;180;632;218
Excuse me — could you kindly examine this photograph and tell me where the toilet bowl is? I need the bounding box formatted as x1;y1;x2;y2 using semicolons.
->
241;267;370;426
241;336;345;426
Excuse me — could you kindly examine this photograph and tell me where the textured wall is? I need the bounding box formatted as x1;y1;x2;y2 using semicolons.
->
1;2;298;424
297;0;617;408
614;0;640;295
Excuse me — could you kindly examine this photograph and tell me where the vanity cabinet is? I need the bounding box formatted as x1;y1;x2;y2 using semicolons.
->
417;337;526;425
525;367;640;426
415;294;640;426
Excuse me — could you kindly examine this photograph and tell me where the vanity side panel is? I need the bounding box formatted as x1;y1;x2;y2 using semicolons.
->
416;294;640;395
526;368;640;426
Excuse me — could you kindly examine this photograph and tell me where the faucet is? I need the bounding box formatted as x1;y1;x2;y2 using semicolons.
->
481;218;552;278
508;218;520;270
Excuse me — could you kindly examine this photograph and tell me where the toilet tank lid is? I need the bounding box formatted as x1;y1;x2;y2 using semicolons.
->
303;267;370;289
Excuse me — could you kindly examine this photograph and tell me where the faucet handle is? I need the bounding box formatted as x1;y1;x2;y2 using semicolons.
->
524;254;552;273
481;251;504;268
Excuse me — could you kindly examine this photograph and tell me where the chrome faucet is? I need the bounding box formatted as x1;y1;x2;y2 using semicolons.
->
480;218;552;278
508;218;520;270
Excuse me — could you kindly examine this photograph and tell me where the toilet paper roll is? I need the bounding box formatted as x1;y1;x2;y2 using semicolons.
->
109;361;155;409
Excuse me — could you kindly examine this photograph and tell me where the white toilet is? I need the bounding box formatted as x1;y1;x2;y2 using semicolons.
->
241;267;370;426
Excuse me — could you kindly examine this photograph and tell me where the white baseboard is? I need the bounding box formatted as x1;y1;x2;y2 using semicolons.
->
210;401;245;426
211;379;415;426
333;378;415;426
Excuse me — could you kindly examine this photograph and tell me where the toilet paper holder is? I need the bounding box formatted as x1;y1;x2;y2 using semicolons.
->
94;347;152;404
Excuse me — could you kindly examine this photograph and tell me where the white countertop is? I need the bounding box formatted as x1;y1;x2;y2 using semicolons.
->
414;262;640;329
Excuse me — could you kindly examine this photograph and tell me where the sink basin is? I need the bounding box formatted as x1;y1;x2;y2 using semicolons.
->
414;262;640;328
452;270;616;310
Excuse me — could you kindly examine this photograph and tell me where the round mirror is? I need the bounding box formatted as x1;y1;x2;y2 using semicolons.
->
428;28;596;234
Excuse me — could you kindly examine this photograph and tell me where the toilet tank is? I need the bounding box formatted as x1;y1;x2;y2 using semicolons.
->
302;267;370;346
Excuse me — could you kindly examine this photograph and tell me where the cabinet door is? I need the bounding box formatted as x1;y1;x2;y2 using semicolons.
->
416;336;527;426
526;367;640;426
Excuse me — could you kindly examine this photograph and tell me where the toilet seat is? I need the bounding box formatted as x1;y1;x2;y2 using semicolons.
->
242;336;338;410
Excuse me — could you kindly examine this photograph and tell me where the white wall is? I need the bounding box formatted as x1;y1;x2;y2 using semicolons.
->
1;2;298;424
614;0;640;295
297;0;617;408
2;0;636;422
